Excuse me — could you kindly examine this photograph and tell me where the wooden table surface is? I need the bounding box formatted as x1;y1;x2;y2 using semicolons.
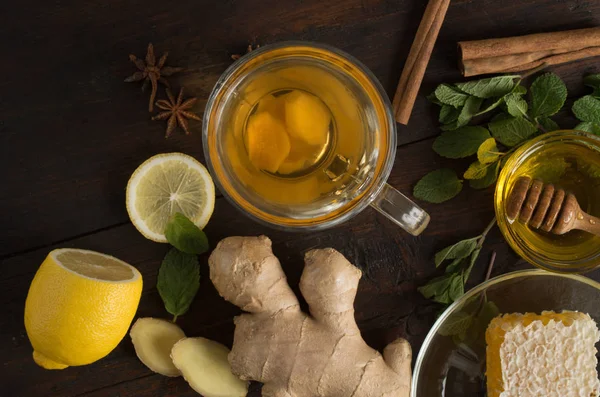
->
3;0;600;395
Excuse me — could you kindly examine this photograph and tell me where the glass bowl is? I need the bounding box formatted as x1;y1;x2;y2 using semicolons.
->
411;269;600;397
495;130;600;273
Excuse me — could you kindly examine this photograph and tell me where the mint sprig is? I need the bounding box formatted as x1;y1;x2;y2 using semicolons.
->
416;70;600;308
418;219;496;305
158;212;209;321
414;71;571;205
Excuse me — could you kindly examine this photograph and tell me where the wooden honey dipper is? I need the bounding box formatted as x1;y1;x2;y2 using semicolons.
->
506;176;600;236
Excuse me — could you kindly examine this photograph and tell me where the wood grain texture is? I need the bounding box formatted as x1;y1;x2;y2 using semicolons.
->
2;0;600;395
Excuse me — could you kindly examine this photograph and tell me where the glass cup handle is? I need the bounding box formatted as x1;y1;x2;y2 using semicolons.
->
370;183;430;236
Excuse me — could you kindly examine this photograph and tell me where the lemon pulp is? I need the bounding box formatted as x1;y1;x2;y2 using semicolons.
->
126;153;215;242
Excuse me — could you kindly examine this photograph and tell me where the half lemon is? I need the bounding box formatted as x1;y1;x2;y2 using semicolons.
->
24;248;143;369
126;153;216;242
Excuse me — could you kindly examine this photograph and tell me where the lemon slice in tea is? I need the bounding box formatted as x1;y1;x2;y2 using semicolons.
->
126;153;215;242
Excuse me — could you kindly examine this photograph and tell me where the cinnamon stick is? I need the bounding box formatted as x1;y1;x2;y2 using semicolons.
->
392;0;451;125
459;27;600;77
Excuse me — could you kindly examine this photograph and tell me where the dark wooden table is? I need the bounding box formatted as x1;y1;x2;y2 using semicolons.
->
3;1;600;395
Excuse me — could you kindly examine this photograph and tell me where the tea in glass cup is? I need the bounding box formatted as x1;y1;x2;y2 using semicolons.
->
203;42;429;235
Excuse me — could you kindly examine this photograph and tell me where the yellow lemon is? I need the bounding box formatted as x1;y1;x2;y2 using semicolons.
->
24;248;143;370
126;153;216;242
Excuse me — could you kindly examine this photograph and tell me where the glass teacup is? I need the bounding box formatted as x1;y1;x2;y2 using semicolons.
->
203;42;429;235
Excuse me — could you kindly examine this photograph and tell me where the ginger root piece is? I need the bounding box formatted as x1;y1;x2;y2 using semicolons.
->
284;91;330;146
277;137;317;175
208;236;412;397
257;94;286;121
246;111;291;173
130;317;185;377
171;337;248;397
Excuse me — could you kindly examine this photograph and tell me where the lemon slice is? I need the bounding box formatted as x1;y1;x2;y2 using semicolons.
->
25;248;143;369
126;153;216;242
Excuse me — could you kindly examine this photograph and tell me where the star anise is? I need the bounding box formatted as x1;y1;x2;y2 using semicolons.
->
231;44;260;61
125;43;184;112
152;88;201;138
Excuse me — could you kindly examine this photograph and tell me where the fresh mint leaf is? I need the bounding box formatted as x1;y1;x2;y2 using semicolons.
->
575;121;600;136
434;84;470;107
445;258;463;274
464;161;490;180
530;73;567;117
504;93;528;118
462;248;481;284
440;121;460;131
438;311;473;337
477;138;500;164
584;74;600;96
474;97;504;117
513;85;527;95
477;301;500;328
584;74;600;88
418;273;464;304
469;162;500;189
537;116;560;132
418;274;454;302
457;96;483;127
448;273;465;301
573;95;600;124
462;300;500;344
490;112;510;122
157;248;200;320
439;104;460;124
432;126;491;159
413;169;463;203
455;76;519;99
165;213;209;255
427;92;442;105
489;116;537;147
435;237;480;267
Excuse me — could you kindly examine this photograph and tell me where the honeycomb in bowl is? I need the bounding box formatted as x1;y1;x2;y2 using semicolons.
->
486;311;600;397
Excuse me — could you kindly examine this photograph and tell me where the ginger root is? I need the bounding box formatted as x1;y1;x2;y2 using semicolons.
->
246;111;291;173
171;337;249;397
129;317;185;377
284;91;330;146
208;236;412;397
